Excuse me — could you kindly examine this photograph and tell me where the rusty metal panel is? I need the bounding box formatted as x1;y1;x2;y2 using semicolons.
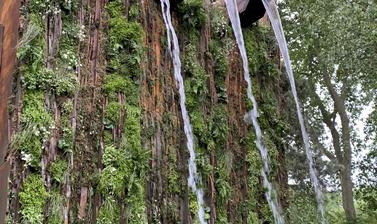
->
0;25;3;74
0;0;21;223
0;161;10;223
0;0;20;162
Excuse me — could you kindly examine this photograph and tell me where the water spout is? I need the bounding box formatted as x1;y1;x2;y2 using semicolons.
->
261;0;326;222
160;1;207;223
225;0;285;223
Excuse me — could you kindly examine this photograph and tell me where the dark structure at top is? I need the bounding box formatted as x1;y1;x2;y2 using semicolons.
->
238;0;266;27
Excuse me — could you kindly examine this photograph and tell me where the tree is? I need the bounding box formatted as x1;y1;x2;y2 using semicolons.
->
280;0;377;222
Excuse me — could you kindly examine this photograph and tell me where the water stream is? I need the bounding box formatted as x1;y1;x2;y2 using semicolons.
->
225;0;285;223
261;0;326;222
160;1;207;223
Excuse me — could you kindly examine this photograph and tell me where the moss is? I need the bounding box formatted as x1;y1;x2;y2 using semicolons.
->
19;174;48;224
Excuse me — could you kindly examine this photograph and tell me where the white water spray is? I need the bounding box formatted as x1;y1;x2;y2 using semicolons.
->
160;1;207;223
225;0;285;223
261;0;326;222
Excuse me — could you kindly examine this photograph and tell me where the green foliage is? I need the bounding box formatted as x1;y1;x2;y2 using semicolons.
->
210;6;231;41
104;102;122;127
100;98;148;221
19;174;48;224
50;158;68;183
98;197;120;224
209;105;228;146
23;67;53;91
355;187;377;223
54;72;79;96
103;74;132;94
106;0;125;18
124;105;142;150
178;0;207;30
47;191;64;224
244;27;278;77
100;145;130;196
57;100;74;152
23;67;78;96
107;13;144;77
21;91;53;128
287;189;320;224
17;17;44;60
12;127;42;168
190;109;208;143
29;0;78;16
108;19;143;51
183;43;208;96
103;74;138;104
16;92;53;167
100;141;148;218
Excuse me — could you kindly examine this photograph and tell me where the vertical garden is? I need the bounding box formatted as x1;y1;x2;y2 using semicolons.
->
5;0;376;223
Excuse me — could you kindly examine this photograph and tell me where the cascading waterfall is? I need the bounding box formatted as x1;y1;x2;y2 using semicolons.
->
225;0;285;223
160;1;207;223
261;0;326;222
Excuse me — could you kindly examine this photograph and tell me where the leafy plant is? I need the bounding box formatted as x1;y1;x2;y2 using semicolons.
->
50;158;68;183
178;0;207;30
19;174;48;224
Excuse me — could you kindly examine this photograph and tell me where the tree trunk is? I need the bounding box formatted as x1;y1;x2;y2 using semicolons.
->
323;73;357;222
340;167;356;223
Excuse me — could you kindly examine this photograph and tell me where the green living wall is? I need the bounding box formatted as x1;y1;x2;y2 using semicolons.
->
7;0;292;223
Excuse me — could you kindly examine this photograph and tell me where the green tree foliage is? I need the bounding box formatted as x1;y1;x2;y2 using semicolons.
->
281;0;377;222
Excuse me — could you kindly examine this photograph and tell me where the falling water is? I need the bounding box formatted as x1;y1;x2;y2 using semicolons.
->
160;1;207;223
225;0;285;223
261;0;326;222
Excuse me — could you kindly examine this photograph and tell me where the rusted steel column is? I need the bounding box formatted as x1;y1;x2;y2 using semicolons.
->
0;0;21;223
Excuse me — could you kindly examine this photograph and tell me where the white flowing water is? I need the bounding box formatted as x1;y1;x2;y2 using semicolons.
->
261;0;326;222
225;0;285;223
160;1;207;223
